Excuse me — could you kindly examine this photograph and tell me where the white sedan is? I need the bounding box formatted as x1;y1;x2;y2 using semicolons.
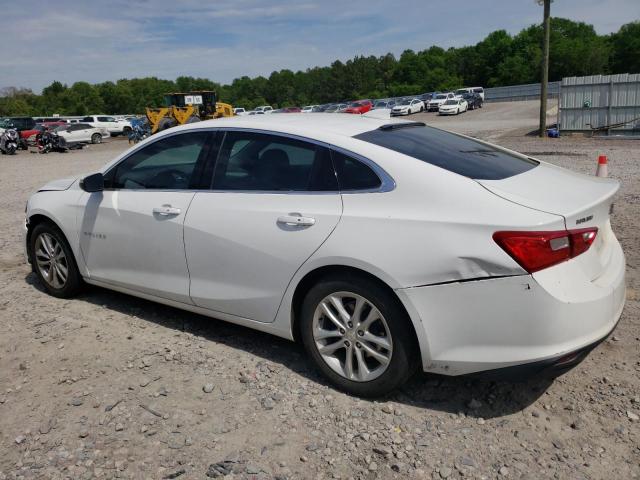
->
439;98;468;115
390;98;424;116
24;115;626;397
55;123;108;144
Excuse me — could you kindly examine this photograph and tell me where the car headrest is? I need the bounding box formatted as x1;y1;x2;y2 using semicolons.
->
259;148;289;170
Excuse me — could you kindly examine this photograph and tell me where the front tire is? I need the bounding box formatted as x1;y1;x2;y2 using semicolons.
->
91;133;102;144
29;222;82;298
300;274;417;397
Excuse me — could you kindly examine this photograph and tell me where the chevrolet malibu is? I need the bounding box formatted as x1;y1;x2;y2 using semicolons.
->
24;115;626;397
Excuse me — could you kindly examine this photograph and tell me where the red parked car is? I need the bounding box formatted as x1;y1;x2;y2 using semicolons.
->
343;100;373;114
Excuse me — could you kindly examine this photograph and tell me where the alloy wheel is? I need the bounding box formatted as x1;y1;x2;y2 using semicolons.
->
34;232;68;289
312;292;393;382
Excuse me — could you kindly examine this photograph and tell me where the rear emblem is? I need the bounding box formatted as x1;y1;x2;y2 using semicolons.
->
576;215;593;225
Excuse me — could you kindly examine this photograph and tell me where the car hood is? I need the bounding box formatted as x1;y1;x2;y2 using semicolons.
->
38;177;77;192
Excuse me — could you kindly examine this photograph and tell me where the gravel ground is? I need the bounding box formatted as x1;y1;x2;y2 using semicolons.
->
0;104;638;480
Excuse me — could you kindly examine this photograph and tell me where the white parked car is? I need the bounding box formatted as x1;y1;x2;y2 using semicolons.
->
233;108;248;116
81;115;132;136
55;123;108;144
439;98;468;115
301;105;319;113
427;93;455;111
253;106;274;114
24;115;625;397
390;98;424;116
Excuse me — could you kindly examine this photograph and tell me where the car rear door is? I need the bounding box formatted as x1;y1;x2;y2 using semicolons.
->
184;130;342;323
78;130;215;303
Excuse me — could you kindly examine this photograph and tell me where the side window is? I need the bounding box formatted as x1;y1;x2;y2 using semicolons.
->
82;116;93;122
331;150;382;191
212;131;337;192
97;116;110;122
107;132;210;190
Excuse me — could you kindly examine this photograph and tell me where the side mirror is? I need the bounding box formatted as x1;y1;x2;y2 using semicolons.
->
80;173;104;192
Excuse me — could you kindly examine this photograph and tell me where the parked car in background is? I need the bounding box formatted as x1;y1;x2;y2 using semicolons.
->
55;123;108;144
391;98;424;116
2;116;36;132
344;100;373;114
81;115;131;136
233;108;248;116
373;100;390;109
253;106;274;114
325;103;348;113
418;93;434;105
471;87;485;100
454;88;472;98
439;98;468;115
42;121;67;129
462;92;483;110
427;93;455;111
301;105;319;113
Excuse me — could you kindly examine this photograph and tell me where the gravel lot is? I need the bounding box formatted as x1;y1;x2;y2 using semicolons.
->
1;103;638;480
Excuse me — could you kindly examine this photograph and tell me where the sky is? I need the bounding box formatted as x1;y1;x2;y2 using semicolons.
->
3;0;638;92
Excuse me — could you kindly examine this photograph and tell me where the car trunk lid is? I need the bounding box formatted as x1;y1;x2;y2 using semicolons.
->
478;162;620;280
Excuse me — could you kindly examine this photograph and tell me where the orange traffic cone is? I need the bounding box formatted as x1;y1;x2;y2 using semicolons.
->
596;155;608;178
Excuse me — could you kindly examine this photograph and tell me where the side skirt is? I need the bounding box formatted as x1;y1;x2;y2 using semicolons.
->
83;278;295;341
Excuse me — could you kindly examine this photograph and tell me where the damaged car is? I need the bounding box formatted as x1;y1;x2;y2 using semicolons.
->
24;115;626;397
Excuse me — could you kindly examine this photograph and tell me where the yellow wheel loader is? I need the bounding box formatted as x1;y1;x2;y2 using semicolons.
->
145;91;234;134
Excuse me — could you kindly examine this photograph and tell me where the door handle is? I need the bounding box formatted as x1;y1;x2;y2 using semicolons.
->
277;214;316;227
153;205;181;216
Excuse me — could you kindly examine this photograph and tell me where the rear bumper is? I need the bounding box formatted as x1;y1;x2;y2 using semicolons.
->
397;234;626;376
467;316;618;381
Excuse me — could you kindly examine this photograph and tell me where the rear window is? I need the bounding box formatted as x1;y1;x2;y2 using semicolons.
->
354;124;538;180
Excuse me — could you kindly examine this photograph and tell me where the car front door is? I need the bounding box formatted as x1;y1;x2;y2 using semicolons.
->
78;130;215;303
184;130;342;323
64;124;83;142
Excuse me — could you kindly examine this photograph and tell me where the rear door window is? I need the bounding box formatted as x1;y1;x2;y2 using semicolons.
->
354;124;538;180
212;131;337;191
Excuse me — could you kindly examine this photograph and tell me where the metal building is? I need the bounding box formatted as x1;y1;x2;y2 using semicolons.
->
559;73;640;136
484;81;560;102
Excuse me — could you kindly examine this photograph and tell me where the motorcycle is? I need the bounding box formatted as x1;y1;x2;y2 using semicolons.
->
0;128;19;154
128;120;150;144
36;129;67;154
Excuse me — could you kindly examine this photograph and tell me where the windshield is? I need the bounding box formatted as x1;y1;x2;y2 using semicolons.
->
354;125;538;180
435;94;446;100
349;102;362;107
455;89;468;95
444;100;458;105
399;100;411;106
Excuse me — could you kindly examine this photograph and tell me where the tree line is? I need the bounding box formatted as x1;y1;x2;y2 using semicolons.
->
1;18;638;116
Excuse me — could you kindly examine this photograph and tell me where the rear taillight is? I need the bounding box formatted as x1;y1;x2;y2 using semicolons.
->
493;227;598;273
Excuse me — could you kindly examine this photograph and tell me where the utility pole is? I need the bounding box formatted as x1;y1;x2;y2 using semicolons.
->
539;0;551;137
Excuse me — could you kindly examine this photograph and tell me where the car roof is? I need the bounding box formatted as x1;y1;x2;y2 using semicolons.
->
158;113;416;143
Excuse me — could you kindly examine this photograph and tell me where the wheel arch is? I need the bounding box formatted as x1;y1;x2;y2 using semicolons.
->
288;264;424;363
26;212;85;275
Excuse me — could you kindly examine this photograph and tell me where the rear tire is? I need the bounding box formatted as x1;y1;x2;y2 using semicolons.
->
300;274;418;397
29;222;83;298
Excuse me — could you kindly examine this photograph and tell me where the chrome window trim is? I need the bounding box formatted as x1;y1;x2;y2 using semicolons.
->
102;126;396;194
212;127;395;194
